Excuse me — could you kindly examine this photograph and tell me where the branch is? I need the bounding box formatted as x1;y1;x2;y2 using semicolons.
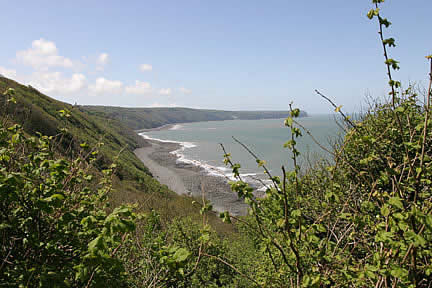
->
202;253;261;286
232;136;281;192
315;90;356;129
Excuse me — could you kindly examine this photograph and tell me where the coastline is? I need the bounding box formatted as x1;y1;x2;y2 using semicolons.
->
134;123;178;133
133;113;308;134
134;139;249;216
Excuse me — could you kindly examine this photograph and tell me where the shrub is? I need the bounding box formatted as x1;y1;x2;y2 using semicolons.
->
0;109;136;287
217;1;432;286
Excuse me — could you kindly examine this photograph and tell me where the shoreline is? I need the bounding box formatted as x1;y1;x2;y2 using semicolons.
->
133;114;310;134
134;139;249;216
134;123;178;133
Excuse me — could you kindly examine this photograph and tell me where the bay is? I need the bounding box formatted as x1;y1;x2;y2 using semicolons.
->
141;115;342;188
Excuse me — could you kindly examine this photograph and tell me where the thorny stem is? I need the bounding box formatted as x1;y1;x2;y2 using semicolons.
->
419;58;432;170
282;166;289;232
376;2;397;108
219;142;296;274
315;89;356;128
231;136;281;193
288;104;303;287
202;253;261;286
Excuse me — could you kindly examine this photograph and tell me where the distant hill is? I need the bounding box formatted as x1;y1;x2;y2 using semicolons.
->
83;106;308;130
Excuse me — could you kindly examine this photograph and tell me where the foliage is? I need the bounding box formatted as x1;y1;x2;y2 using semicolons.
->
215;1;432;287
120;215;240;288
0;77;152;182
0;88;238;287
0;87;239;287
0;115;137;286
1;1;431;287
0;76;234;235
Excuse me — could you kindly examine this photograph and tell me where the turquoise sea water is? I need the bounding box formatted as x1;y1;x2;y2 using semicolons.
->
141;115;342;188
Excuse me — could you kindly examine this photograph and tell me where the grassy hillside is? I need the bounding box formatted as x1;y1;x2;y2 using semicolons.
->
0;77;234;232
84;106;308;130
0;77;152;181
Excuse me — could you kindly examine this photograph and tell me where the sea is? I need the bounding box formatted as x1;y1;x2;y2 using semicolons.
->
140;115;342;191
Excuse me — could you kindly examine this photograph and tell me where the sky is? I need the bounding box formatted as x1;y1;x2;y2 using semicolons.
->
0;1;431;113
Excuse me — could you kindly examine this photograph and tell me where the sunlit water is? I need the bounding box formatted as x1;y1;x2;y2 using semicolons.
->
140;115;342;190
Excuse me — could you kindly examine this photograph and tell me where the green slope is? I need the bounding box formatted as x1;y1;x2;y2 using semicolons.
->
0;76;235;232
84;106;308;130
0;77;159;185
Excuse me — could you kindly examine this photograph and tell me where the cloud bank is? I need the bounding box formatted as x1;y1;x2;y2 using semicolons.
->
3;39;187;107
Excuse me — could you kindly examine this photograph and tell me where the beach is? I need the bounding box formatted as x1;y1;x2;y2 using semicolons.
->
134;137;249;216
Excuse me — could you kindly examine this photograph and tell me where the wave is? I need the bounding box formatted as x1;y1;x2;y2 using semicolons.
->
169;124;183;130
139;132;271;191
140;133;196;148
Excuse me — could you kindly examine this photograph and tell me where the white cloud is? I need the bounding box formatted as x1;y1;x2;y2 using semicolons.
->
27;72;86;94
89;77;123;94
96;53;109;71
16;39;74;70
140;64;152;72
0;66;17;79
178;87;192;95
125;80;152;95
158;88;172;95
97;53;109;65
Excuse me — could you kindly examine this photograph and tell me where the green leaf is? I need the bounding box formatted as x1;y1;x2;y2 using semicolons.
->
200;233;210;243
173;248;190;263
290;108;300;118
390;267;409;280
382;37;395;47
283;139;296;149
379;18;392;28
284;117;293;127
385;58;400;70
291;209;301;218
219;211;231;223
388;197;403;210
276;218;285;228
316;224;326;233
0;223;12;230
88;236;104;252
46;194;65;201
394;106;404;113
375;231;393;243
380;204;390;217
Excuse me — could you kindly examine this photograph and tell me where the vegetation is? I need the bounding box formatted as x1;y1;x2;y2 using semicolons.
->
83;106;307;131
1;0;431;287
214;1;432;286
0;113;137;286
0;88;238;287
0;77;235;228
0;77;152;181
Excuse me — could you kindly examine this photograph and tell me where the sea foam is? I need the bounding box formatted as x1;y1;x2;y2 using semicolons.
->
169;124;183;130
139;132;269;191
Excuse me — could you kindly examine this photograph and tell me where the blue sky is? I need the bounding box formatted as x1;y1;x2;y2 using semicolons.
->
1;0;431;113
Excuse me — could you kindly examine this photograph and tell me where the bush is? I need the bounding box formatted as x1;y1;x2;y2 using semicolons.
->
0;114;136;287
217;1;432;286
